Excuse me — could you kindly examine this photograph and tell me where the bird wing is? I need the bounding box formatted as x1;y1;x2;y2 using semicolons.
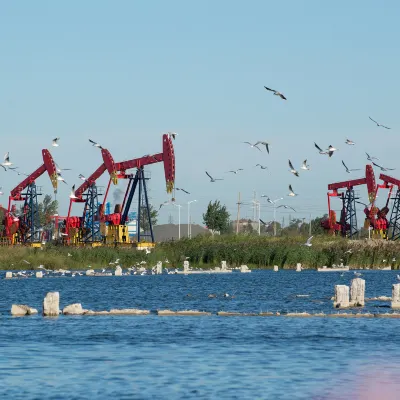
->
289;184;293;192
182;189;190;194
88;139;97;145
254;145;262;151
289;207;296;212
288;160;294;170
307;236;313;244
0;165;6;171
385;167;396;170
4;152;9;162
264;86;276;92
349;168;361;171
382;125;391;129
372;161;382;168
314;143;323;152
279;94;287;100
328;151;333;158
342;160;348;170
53;137;59;142
369;116;378;125
259;218;267;226
205;171;213;180
243;142;252;146
277;205;284;209
303;159;307;167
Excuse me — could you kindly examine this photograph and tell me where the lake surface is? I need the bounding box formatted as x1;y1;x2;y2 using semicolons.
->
1;270;400;399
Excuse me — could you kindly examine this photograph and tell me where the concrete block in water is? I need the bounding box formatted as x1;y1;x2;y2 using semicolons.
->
156;261;162;274
391;284;400;309
114;265;122;276
11;304;38;316
333;285;349;308
350;278;365;306
43;292;60;316
240;265;251;273
86;269;95;276
221;261;227;271
5;271;12;279
36;271;43;278
183;261;189;273
296;263;302;272
273;265;279;272
63;303;86;315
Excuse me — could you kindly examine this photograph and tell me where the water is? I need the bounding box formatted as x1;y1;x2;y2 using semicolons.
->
1;270;400;399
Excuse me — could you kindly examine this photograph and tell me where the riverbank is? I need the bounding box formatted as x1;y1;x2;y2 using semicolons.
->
0;235;399;270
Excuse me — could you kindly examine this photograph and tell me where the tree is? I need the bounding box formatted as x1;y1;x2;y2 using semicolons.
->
203;200;230;234
140;204;158;232
38;195;58;230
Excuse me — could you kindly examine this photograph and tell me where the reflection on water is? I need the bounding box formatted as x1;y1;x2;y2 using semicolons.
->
1;270;400;399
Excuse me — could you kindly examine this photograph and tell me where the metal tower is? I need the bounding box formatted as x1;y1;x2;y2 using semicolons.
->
340;189;358;238
21;183;41;243
82;184;102;243
389;189;400;240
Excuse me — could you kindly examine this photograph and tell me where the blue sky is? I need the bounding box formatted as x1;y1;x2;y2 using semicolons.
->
1;1;399;227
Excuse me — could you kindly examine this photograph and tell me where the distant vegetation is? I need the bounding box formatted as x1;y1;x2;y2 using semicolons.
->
1;234;399;271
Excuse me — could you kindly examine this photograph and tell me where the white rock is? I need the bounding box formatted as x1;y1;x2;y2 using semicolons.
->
333;285;349;308
350;278;365;306
183;260;189;272
63;303;86;315
273;265;279;272
240;265;251;273
156;261;162;274
11;304;38;316
5;271;12;279
296;263;302;272
391;284;400;309
221;261;227;271
114;265;123;276
36;271;43;278
86;269;95;276
43;292;60;316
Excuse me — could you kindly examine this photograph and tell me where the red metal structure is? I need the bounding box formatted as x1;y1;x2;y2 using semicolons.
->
5;149;58;244
65;134;175;244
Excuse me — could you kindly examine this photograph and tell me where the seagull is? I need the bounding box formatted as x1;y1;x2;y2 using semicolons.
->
69;185;77;199
254;141;270;153
369;117;390;129
55;163;71;173
345;139;356;145
300;160;310;171
78;174;87;181
158;201;170;211
168;132;178;140
327;145;338;157
2;152;13;168
301;236;313;247
227;169;244;174
342;160;361;174
264;86;287;100
277;205;296;212
261;195;274;204
89;139;103;149
289;160;299;177
366;152;379;161
145;248;151;255
57;172;68;184
314;143;328;155
255;164;268;170
0;187;3;195
176;188;190;194
243;142;261;151
52;137;60;147
344;249;353;254
372;162;395;172
205;171;223;182
288;185;298;197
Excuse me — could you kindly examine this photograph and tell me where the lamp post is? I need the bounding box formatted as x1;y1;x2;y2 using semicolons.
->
174;203;182;240
187;200;197;239
271;197;284;236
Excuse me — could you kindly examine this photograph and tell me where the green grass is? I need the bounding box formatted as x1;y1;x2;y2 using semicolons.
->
1;235;399;270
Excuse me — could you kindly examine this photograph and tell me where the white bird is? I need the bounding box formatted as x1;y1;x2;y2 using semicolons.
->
277;205;296;212
288;160;299;177
369;116;390;129
1;152;13;168
78;174;87;181
264;86;287;100
300;160;310;171
57;173;67;184
115;259;120;263
227;169;244;174
366;152;379;161
68;253;72;257
243;142;261;151
342;160;361;174
145;248;151;255
261;195;274;204
205;171;223;182
372;162;395;172
345;139;355;145
89;139;103;149
255;164;268;170
52;137;60;147
168;132;178;140
69;185;77;199
301;236;313;247
314;143;329;156
288;185;298;197
254;141;270;153
327;145;338;157
345;249;352;254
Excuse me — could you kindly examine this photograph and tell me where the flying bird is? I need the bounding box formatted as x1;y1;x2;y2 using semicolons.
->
289;160;299;177
2;152;13;168
78;174;87;181
158;201;170;211
168;132;178;140
277;205;296;212
327;145;338;157
255;164;268;170
366;152;379;161
345;139;355;145
261;195;274;204
288;185;298;197
176;188;190;194
314;143;328;155
372;162;395;172
254;141;270;153
264;86;287;100
301;236;313;247
205;171;223;182
227;169;244;174
342;160;361;174
69;185;77;199
301;160;310;171
243;142;261;151
89;139;103;149
57;172;68;184
52;137;60;147
369;117;390;129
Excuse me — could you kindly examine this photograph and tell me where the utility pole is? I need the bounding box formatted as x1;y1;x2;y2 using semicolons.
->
236;192;241;234
309;214;312;236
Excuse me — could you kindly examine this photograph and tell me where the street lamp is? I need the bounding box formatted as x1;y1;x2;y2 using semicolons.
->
187;200;197;239
173;203;182;240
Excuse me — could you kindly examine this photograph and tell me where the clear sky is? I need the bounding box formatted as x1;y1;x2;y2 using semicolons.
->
1;0;399;228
